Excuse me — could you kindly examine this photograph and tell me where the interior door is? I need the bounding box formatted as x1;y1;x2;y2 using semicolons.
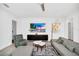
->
12;20;16;43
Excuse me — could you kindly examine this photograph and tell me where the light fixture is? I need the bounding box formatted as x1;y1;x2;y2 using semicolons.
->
40;3;45;12
3;3;10;8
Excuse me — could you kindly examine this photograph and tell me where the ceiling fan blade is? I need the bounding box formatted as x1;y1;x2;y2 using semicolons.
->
41;3;45;11
3;3;10;8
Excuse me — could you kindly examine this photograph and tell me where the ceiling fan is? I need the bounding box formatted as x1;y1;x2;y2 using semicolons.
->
3;3;45;11
3;3;10;8
40;3;45;12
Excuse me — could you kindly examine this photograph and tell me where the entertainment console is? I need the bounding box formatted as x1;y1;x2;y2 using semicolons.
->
27;34;48;40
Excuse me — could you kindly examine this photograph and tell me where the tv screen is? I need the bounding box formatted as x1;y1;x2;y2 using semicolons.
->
30;23;45;32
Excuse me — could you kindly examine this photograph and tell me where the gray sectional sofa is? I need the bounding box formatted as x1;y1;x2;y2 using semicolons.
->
51;37;79;56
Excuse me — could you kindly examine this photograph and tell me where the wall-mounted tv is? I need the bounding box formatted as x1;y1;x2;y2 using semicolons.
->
30;23;46;32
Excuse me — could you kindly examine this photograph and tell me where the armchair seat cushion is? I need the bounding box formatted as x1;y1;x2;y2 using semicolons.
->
19;41;27;45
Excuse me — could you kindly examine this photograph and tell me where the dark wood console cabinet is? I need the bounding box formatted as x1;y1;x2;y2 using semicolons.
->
27;35;48;40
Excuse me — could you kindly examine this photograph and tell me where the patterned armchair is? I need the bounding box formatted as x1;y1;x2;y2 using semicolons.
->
14;34;27;47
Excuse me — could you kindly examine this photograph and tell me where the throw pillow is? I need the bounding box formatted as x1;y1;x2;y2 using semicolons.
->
56;39;63;44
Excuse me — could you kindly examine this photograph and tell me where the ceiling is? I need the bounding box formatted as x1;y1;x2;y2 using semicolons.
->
1;3;79;18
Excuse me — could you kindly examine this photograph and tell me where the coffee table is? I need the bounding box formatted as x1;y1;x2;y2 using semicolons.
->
33;41;46;51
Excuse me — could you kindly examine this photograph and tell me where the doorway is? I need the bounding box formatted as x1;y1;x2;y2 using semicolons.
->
12;20;17;43
68;22;73;41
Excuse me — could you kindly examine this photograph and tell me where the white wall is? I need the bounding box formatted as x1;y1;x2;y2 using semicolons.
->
17;17;68;41
0;7;15;50
65;13;79;43
72;15;79;43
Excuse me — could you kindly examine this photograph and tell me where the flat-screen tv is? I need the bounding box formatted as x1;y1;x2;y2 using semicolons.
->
30;23;46;32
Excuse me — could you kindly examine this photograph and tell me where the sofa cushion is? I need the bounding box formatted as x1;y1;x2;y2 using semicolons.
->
51;39;58;42
53;42;77;56
74;46;79;55
61;38;75;52
66;45;75;52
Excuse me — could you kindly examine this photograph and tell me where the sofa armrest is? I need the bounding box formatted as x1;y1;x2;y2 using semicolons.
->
51;39;58;45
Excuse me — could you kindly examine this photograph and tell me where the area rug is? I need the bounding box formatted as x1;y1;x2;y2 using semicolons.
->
32;42;58;56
